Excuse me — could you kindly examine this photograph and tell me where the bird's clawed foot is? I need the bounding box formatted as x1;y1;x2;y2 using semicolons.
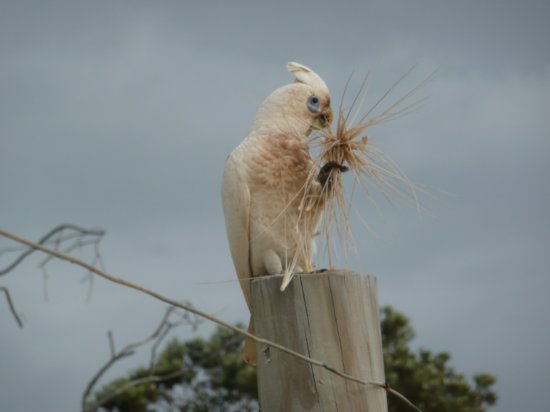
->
318;161;349;187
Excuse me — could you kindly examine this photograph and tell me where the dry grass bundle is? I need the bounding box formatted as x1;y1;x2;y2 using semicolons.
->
309;68;436;266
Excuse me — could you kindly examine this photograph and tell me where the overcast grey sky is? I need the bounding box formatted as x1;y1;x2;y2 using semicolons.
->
1;1;549;411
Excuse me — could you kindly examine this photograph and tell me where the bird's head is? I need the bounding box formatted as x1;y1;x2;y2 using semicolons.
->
252;62;333;136
285;62;333;131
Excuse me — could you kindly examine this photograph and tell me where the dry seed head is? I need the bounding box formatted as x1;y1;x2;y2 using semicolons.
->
318;112;370;174
307;68;435;265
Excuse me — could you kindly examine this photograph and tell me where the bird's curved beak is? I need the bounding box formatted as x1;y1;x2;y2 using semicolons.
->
314;106;333;129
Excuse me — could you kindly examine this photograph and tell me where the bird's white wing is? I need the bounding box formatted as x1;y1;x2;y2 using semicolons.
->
221;154;252;310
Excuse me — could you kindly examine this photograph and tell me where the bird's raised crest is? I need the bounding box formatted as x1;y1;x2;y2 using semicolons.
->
287;61;329;95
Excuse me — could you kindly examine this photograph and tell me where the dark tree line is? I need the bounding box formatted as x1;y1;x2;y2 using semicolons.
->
91;306;496;412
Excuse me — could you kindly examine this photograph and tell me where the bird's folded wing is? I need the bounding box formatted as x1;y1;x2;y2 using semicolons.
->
221;155;252;311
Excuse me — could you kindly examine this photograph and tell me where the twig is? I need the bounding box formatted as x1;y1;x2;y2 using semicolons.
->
385;382;423;412
0;224;105;276
86;369;188;412
82;306;200;411
0;228;421;411
107;330;115;357
0;286;23;328
0;224;105;310
81;346;135;412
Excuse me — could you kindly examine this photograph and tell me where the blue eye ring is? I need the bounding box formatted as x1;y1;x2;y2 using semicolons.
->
307;95;320;113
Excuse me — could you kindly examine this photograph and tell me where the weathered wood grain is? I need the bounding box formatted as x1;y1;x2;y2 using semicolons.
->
252;271;388;412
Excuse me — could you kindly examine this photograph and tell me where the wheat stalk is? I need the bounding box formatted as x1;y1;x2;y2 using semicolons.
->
309;68;436;263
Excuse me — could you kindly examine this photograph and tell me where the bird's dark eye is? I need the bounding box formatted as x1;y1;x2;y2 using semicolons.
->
307;95;320;113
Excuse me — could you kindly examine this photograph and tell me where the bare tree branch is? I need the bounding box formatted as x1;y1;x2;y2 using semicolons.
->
0;230;103;256
82;305;201;412
0;227;422;412
0;286;23;328
81;344;135;412
0;224;105;276
0;224;105;315
107;330;115;358
87;369;189;412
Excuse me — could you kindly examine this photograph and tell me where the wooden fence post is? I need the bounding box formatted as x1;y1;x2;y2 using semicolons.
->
251;270;388;412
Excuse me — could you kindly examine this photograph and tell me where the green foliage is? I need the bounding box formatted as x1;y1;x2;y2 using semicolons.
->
93;307;496;412
381;307;497;412
91;324;257;412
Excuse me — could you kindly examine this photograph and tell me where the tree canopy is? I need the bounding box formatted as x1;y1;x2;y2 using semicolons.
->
380;307;496;412
90;306;496;412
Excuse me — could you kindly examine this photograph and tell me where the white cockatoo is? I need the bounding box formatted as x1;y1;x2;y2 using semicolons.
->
222;62;346;363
